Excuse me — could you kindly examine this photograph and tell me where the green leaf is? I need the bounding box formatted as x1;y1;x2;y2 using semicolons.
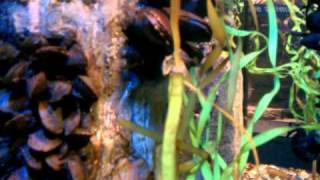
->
179;93;197;139
186;173;197;180
288;84;304;119
239;77;281;170
302;124;320;131
267;0;278;67
247;78;281;134
221;162;234;180
196;73;228;143
217;154;227;170
201;161;213;180
213;154;221;180
189;118;198;147
242;124;320;155
224;25;254;37
212;113;223;180
244;0;279;138
241;127;292;152
240;49;265;69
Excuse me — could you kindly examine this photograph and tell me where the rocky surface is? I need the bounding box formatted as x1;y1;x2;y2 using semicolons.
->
243;163;314;180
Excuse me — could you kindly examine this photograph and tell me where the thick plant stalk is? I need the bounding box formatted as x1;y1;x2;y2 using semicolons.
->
161;74;184;179
161;0;184;179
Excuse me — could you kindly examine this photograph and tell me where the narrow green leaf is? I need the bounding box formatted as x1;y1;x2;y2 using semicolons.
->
248;77;281;135
288;84;304;119
213;154;221;180
213;113;223;180
221;162;234;180
239;77;281;170
215;113;223;148
179;93;196;139
201;162;213;180
196;73;228;143
224;25;254;37
267;0;278;67
186;173;197;180
217;154;227;170
240;49;265;69
241;127;293;153
242;124;320;155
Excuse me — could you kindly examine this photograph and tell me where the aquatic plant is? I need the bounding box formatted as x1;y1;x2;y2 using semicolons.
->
164;0;320;179
121;0;320;179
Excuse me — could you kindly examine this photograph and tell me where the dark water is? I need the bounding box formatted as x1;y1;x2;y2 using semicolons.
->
248;135;320;173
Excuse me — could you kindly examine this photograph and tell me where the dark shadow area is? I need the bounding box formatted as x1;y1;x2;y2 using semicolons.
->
248;135;320;173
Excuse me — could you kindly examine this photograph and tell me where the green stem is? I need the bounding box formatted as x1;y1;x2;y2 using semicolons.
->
161;74;184;180
161;0;183;179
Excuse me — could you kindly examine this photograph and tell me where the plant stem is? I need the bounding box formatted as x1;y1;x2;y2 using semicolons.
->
161;74;184;180
161;0;184;179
